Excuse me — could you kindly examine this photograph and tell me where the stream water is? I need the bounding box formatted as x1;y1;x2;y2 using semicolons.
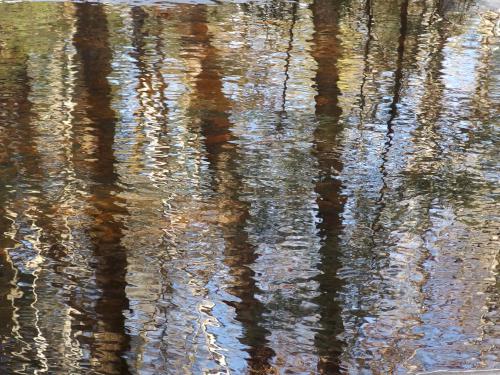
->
0;0;498;373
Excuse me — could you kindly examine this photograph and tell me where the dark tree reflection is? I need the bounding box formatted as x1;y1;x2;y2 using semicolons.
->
183;5;275;372
0;58;37;372
311;0;346;372
73;4;131;373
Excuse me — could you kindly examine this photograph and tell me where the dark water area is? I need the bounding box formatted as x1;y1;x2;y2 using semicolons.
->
0;0;498;373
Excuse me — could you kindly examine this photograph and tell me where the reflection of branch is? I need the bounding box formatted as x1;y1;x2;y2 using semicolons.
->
279;0;298;121
387;0;408;140
371;0;408;233
358;0;374;128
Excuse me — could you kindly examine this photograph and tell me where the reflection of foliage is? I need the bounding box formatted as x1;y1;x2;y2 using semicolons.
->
0;3;71;56
242;0;296;23
402;168;494;208
438;0;475;20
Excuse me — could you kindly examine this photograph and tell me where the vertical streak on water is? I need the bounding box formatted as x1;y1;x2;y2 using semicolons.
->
279;0;298;120
0;55;50;373
126;7;169;373
358;0;374;127
310;0;345;372
73;4;131;373
186;5;275;372
0;51;23;372
372;0;409;233
0;156;17;372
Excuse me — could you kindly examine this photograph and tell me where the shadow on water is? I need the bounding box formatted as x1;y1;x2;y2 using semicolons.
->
73;3;131;373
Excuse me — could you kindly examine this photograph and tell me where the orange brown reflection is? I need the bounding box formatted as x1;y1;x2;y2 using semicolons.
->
310;0;345;373
73;4;130;373
182;5;275;373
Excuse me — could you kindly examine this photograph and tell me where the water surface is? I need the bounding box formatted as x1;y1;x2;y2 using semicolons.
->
0;0;498;373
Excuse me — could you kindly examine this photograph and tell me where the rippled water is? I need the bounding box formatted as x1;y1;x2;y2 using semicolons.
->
0;0;498;373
